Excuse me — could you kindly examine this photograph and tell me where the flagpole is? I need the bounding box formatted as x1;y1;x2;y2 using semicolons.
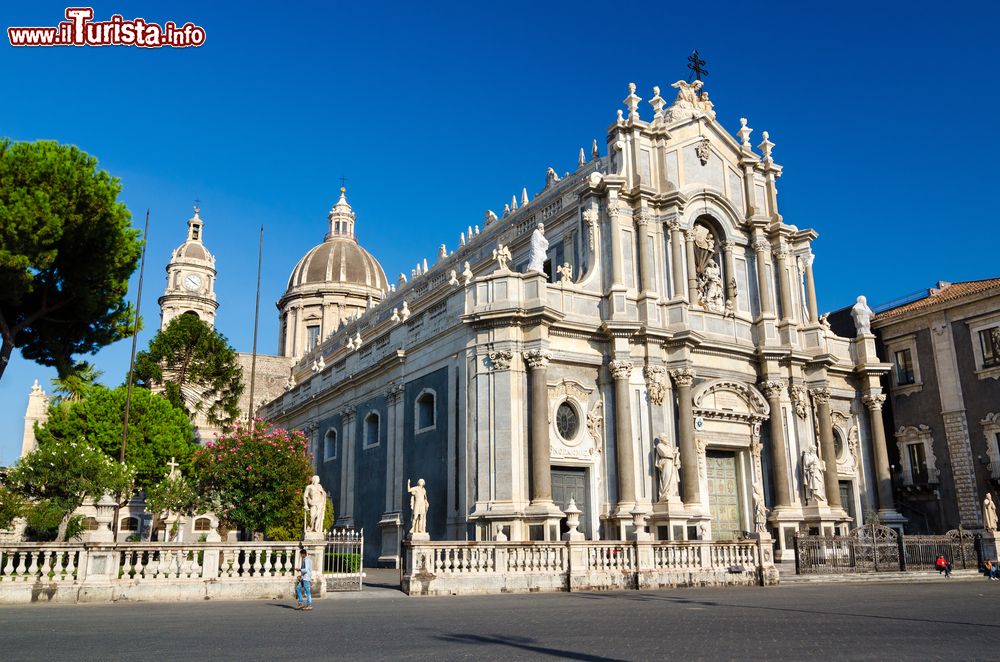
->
113;208;150;539
247;225;263;434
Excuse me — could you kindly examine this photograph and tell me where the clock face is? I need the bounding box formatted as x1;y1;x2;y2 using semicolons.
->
183;274;203;292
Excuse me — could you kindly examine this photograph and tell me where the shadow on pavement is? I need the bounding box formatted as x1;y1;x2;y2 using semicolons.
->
435;633;628;661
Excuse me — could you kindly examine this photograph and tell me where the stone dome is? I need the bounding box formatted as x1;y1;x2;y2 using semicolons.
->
177;241;209;261
287;237;387;290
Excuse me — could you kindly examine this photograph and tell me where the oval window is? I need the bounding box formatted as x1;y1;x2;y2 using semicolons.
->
555;402;579;440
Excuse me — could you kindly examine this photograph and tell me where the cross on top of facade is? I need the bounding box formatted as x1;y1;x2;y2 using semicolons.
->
687;49;708;81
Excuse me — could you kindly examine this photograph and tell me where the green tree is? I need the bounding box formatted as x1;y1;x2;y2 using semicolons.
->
34;385;196;489
135;313;244;426
0;484;27;532
193;420;312;539
50;361;103;406
8;437;135;541
0;139;142;381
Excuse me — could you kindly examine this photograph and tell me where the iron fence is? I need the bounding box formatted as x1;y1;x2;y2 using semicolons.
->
795;525;981;574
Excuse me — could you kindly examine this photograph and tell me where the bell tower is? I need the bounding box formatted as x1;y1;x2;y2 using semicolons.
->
158;206;219;330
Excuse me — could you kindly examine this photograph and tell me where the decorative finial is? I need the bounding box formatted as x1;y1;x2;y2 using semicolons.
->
511;194;518;210
758;131;774;163
592;139;599;160
738;118;753;151
521;188;529;206
193;199;201;215
649;85;666;122
578;148;586;167
624;82;641;120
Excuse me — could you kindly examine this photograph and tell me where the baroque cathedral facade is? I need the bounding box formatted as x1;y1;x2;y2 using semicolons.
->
260;78;904;566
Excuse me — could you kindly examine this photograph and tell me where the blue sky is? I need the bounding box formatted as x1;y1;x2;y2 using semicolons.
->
1;0;997;464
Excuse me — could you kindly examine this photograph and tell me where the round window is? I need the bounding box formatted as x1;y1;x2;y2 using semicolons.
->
555;402;579;440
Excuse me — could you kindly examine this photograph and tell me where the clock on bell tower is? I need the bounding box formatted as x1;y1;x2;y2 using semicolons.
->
158;206;219;330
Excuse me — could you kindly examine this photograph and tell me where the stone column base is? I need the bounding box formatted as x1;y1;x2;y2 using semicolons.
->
877;509;908;532
801;503;849;536
767;506;805;563
524;500;565;542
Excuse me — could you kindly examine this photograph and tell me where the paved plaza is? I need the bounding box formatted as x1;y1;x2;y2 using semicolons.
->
2;580;999;660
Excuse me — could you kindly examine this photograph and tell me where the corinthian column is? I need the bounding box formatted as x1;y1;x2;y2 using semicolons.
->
810;387;842;508
608;202;626;287
671;368;700;507
668;220;686;301
609;359;636;507
525;349;553;504
774;245;794;322
863;393;895;511
752;234;773;317
802;252;819;324
635;209;655;295
685;230;699;304
760;380;792;508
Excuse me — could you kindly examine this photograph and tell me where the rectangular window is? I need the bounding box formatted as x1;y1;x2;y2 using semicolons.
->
894;349;916;385
306;325;321;351
907;443;928;484
980;327;1000;367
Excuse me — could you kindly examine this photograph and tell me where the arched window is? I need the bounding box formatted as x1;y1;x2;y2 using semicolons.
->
194;517;212;532
120;517;139;532
82;517;99;531
691;218;727;314
324;428;338;461
415;390;436;433
364;412;380;448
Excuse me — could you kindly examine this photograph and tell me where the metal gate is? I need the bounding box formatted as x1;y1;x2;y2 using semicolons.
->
795;525;981;574
323;529;364;590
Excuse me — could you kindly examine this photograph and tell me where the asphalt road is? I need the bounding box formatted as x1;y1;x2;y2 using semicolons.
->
2;581;999;661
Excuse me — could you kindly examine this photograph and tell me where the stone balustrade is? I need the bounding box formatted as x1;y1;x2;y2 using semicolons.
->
0;541;325;604
403;538;777;596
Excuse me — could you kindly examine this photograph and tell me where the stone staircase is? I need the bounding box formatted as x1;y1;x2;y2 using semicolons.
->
779;567;983;585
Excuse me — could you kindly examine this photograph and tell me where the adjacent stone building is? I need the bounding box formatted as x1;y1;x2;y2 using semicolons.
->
868;279;1000;533
261;78;903;565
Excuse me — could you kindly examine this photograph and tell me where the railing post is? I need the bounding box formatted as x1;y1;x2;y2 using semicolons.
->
793;534;800;575
897;532;906;572
202;544;221;579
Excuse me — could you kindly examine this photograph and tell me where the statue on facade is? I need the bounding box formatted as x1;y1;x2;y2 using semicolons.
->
803;448;827;503
407;478;429;536
303;475;327;535
984;493;998;532
753;484;768;534
665;80;716;122
526;223;549;273
698;259;725;313
654;435;680;501
851;295;873;335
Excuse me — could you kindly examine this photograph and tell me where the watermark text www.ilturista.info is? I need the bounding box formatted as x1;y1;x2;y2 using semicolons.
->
8;7;205;48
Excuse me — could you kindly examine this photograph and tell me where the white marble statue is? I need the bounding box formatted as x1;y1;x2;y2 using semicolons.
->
804;448;826;503
407;478;429;535
984;493;998;532
526;223;549;273
698;259;725;313
753;484;768;534
851;295;873;335
303;475;327;534
654;435;680;501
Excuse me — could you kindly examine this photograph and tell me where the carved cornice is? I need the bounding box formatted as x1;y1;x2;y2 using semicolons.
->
385;383;404;404
759;379;786;399
523;349;552;370
635;209;652;226
608;359;634;380
670;368;696;388
666;219;682;233
343;405;357;421
862;393;886;411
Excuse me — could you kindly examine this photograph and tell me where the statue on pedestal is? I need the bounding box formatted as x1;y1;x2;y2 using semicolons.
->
407;478;429;536
984;493;998;532
851;295;873;335
526;224;549;274
803;448;827;503
654;435;679;501
753;484;768;534
303;475;327;535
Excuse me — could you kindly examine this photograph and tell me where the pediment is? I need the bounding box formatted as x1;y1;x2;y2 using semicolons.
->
692;379;769;421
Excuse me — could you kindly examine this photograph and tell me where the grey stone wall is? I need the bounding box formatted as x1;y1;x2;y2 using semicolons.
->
403;367;450;541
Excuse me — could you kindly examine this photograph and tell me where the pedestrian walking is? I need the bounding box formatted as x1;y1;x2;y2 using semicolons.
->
295;548;314;610
935;554;952;578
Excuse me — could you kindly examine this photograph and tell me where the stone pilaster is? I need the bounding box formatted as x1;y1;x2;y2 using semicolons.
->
525;349;553;504
810;387;842;508
671;368;700;508
760;380;792;508
609;359;636;508
943;410;982;528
